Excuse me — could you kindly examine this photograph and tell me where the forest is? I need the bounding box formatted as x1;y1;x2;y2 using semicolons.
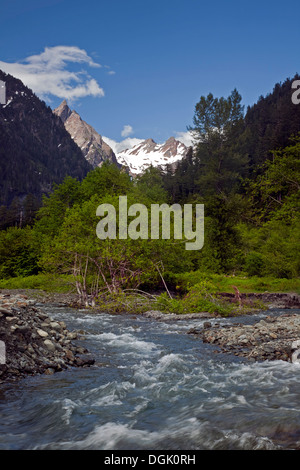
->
0;75;299;315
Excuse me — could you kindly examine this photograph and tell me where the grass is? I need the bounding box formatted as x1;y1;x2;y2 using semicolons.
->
209;275;300;294
0;272;299;317
0;272;299;296
0;273;73;293
171;271;300;295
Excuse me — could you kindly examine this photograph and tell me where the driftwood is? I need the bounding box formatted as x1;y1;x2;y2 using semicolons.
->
232;285;243;308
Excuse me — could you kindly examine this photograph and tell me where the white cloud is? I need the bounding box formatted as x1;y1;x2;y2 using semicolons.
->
104;65;116;75
174;131;195;147
121;124;134;138
103;136;144;154
0;46;105;102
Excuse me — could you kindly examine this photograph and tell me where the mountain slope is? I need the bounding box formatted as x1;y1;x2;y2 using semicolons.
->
116;137;191;175
54;100;119;168
0;70;92;206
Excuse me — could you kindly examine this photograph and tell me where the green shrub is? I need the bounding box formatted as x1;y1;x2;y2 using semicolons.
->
244;252;264;276
155;281;233;316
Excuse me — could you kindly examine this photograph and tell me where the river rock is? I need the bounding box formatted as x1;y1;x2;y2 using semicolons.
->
49;321;61;330
44;368;55;375
37;329;48;338
0;308;13;316
43;339;56;352
74;354;95;367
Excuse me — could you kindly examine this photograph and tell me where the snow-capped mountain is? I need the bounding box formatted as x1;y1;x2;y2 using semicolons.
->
115;137;192;175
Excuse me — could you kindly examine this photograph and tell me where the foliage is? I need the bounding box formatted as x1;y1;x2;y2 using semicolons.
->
134;166;170;203
0;76;299;314
188;88;248;198
94;289;156;314
155;282;234;316
245;135;300;223
80;162;132;200
238;219;300;279
33;167;194;304
0;226;39;278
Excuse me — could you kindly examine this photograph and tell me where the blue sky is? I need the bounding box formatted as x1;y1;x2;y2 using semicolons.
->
1;0;300;147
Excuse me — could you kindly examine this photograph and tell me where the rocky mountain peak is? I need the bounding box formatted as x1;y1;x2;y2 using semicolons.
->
144;138;156;144
54;99;72;123
53;101;119;168
160;136;187;158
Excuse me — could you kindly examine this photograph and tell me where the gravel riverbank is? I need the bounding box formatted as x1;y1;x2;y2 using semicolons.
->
0;292;95;383
187;313;300;362
142;293;300;363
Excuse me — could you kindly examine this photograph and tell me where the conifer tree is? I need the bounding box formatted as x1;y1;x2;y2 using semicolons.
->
189;88;247;197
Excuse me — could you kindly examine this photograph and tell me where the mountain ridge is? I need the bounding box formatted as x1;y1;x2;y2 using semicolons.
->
53;99;192;176
115;135;192;175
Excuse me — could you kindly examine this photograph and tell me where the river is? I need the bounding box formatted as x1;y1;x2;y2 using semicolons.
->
0;305;299;450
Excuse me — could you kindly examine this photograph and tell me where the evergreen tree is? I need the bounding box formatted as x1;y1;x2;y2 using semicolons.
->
241;74;300;168
188;88;248;197
23;194;40;226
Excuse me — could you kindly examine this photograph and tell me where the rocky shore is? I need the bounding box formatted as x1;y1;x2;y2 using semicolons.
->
141;310;216;321
143;293;300;363
187;313;300;362
217;291;300;310
0;292;95;383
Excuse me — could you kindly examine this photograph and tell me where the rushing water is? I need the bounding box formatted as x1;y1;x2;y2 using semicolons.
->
0;305;299;450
